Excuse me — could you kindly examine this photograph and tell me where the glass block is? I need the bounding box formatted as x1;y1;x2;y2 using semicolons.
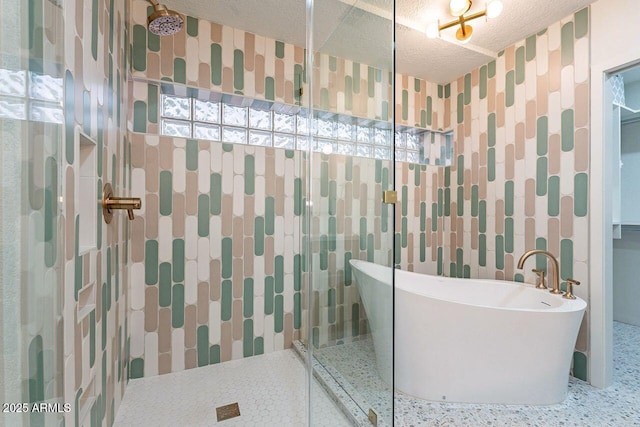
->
336;142;356;156
395;131;406;148
296;136;310;151
194;123;220;141
249;130;272;147
374;128;391;146
162;119;191;137
0;68;26;96
0;96;27;120
162;95;191;120
223;104;248;126
314;139;335;154
406;133;420;150
297;114;310;134
194;99;220;123
222;126;247;144
29;72;63;102
337;122;356;141
30;101;63;124
249;108;272;130
357;126;372;143
316;118;336;138
395;150;407;161
274;133;295;149
374;147;391;160
274;112;296;133
356;145;373;158
406;151;420;163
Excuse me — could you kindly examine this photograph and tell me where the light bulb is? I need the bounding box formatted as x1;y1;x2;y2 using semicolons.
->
450;0;471;16
486;0;503;18
426;22;440;39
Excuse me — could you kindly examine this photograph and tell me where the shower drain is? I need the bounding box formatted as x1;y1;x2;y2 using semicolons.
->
216;402;241;421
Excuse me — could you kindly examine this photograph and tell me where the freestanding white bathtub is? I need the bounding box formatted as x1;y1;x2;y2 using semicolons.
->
349;259;587;405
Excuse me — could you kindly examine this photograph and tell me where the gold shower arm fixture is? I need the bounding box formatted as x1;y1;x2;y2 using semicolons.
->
427;0;503;43
102;183;142;224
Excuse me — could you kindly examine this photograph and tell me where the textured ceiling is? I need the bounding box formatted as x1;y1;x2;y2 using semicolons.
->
160;0;596;83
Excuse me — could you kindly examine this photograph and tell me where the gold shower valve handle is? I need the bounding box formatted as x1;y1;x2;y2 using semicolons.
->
532;269;547;289
563;278;581;300
102;183;142;224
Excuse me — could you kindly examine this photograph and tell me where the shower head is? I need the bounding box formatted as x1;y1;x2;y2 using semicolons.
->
147;0;184;36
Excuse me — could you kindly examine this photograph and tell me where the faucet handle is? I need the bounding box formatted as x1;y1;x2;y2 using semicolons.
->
532;269;547;289
563;278;581;299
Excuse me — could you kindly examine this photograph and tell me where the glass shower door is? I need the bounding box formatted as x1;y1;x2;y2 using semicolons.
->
305;0;396;425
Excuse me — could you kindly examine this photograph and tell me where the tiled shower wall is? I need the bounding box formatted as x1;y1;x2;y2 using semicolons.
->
128;2;591;380
62;0;132;425
441;8;590;378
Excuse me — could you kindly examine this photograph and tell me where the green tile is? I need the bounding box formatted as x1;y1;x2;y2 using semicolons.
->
210;345;221;364
344;252;353;286
401;218;408;248
223;143;234;152
345;157;353;181
431;203;438;232
515;46;525;84
198;194;210;237
537;116;548;156
562;109;575;151
438;188;443;217
159;171;172;215
437;247;443;275
275;256;284;293
90;310;96;367
536;157;548;196
186;139;198;171
187;16;198;37
345;76;353;110
488;148;496;182
264;277;274;315
172;285;185;327
360;218;367;251
479;201;487;233
561;22;575;66
294;292;301;329
505;181;514;216
505;218;514;253
575;8;589;39
130;358;144;379
174;58;186;84
243;320;254;357
329;181;337;215
427;96;433;126
27;335;44;402
420;202;426;231
471;185;479;217
211;44;222;85
488;113;496;147
243;279;254;317
274;295;284;333
464;73;471;105
402;185;408;216
254;217;265;256
575;173;588;217
561;239;573;280
265;197;275;235
211;173;222;214
438;85;444;98
368;66;375;97
221;280;232;321
488;60;496;78
234;50;244;91
159;263;172;307
402;90;408;121
265;77;275;100
479;234;487;267
244;155;254;195
394;233;401;265
65;71;75;164
445;83;451;98
329;217;337;251
457;155;465;185
515;273;524;282
457;93;464;124
328;288;336;324
479;65;487;99
353;62;361;93
145;240;158;285
496;235;505;270
132;25;147;71
294;254;301;291
548;176;560;216
197;325;209;367
536;237;548;271
573;351;587;381
444;188;450;217
526;35;537;61
420;233;426;262
253;338;264;356
133;101;147;133
222;238;233;278
294;178;302;215
505;70;515;107
275;41;285;58
457;187;464;216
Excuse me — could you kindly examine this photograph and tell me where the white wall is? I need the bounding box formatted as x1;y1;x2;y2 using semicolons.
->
590;0;640;388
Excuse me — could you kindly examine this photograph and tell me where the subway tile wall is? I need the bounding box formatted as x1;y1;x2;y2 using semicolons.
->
129;1;590;381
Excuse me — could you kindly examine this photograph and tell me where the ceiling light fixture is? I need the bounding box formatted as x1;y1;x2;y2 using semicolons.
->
426;0;503;43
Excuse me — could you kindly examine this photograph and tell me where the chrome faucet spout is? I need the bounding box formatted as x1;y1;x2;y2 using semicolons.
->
517;249;562;294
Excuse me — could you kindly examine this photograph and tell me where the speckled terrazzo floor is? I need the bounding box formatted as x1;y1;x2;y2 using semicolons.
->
313;321;640;426
114;349;350;427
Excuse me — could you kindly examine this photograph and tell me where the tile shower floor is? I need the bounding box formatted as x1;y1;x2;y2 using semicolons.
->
314;321;640;426
114;349;350;427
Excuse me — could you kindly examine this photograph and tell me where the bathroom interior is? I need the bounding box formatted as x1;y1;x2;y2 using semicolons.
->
1;0;639;426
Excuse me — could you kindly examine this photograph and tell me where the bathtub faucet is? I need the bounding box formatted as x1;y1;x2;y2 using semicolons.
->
517;250;563;295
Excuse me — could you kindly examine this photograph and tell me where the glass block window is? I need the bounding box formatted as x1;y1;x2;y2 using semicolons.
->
0;68;63;124
159;93;454;165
